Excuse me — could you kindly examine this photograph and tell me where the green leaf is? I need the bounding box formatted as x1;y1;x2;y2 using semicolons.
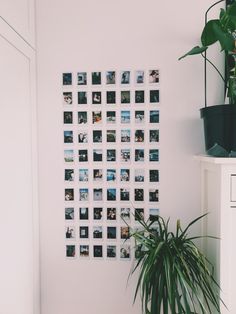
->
178;46;208;60
201;20;221;46
227;1;236;16
212;20;235;51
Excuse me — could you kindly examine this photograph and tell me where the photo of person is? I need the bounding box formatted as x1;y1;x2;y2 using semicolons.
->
79;207;89;220
65;207;74;220
65;226;75;239
135;130;144;142
93;130;102;143
66;245;75;258
135;110;145;123
150;130;159;142
63;73;72;85
93;245;103;258
65;188;74;201
149;149;159;162
64;130;73;143
79;188;89;201
93;149;103;162
78;149;88;162
106;91;116;104
120;169;130;182
107;245;116;258
106;111;116;123
93;226;103;239
106;71;116;84
150;110;159;123
150;90;159;103
93;169;103;181
135;90;145;103
121;110;130;123
80;226;89;238
135;70;144;84
120;245;130;259
107;207;116;220
135;169;145;182
65;169;74;181
93;207;103;220
77;72;87;85
121;129;130;142
106;130;116;142
107;149;116;162
135;149;144;162
79;169;88;182
107;189;116;201
93;188;103;201
107;169;116;182
78;91;87;104
80;245;89;257
149;189;159;202
121;91;130;104
120;188;130;201
78;112;87;124
120;208;130;222
92;111;102;124
107;227;116;239
64;149;74;162
92;91;101;104
120;227;129;239
121;71;130;84
92;72;101;85
64;111;73;124
135;208;144;221
149;70;159;83
135;188;144;201
63;92;72;105
149;169;159;182
78;131;88;143
149;208;160;221
121;149;130;162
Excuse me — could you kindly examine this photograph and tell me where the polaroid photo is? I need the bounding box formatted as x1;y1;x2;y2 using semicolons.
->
120;245;130;259
92;72;101;85
80;245;89;258
107;245;116;258
78;112;88;124
92;92;102;104
93;226;103;239
79;207;89;220
106;111;116;124
65;169;74;182
92;111;102;124
135;90;145;103
135;70;144;84
120;188;130;201
78;91;87;104
121;110;130;124
107;207;116;220
77;72;87;85
135;130;145;142
79;188;89;201
63;73;72;86
135;149;144;162
66;245;75;258
93;245;103;258
120;169;130;182
149;70;159;83
121;71;130;84
65;188;74;201
107;189;116;201
63;92;72;105
65;226;75;239
107;149;116;162
120;227;130;240
121;91;130;104
135;110;145;123
64;149;74;162
150;110;159;123
121;129;131;143
93;149;103;162
149;149;159;162
135;208;144;221
65;207;74;220
120;207;131;222
107;169;116;182
106;91;116;104
107;130;116;142
121;149;131;162
150;130;159;142
135;169;145;182
150;90;159;103
78;149;88;162
149;169;159;182
135;188;144;202
64;111;73;124
107;227;116;239
78;131;88;143
93;207;103;220
93;169;103;181
93;188;103;201
64;130;73;143
149;208;160;222
149;189;159;202
93;130;102;143
106;71;116;84
80;226;89;239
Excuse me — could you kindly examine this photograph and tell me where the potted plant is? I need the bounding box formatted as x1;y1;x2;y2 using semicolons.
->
129;214;224;314
179;0;236;156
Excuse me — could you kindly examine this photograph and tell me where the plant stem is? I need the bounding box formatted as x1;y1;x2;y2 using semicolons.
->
201;53;227;87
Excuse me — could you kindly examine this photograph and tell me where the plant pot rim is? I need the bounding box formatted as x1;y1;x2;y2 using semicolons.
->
200;104;236;118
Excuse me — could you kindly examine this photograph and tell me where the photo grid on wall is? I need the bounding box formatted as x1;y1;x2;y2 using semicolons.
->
62;69;160;260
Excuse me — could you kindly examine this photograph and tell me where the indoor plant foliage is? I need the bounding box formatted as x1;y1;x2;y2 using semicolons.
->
130;214;222;314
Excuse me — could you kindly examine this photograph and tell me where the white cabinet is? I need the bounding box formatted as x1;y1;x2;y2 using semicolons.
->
198;156;236;313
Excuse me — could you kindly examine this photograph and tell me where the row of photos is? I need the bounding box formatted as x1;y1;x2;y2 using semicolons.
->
63;69;160;260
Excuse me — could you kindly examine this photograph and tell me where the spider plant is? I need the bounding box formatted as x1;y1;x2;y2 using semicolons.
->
129;214;224;314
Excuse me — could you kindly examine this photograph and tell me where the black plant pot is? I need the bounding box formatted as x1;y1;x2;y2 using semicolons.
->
200;104;236;156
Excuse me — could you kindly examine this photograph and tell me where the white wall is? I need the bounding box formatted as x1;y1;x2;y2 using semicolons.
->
36;1;224;314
